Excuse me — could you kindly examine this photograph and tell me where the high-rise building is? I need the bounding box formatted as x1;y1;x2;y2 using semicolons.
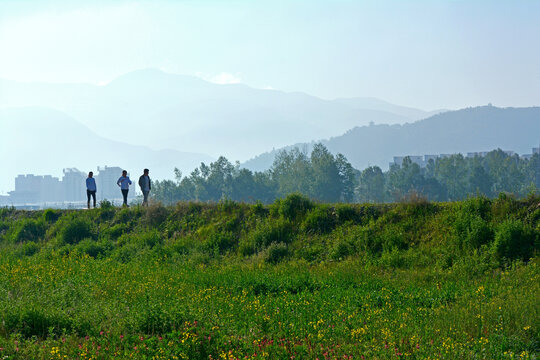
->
96;166;137;203
62;168;86;202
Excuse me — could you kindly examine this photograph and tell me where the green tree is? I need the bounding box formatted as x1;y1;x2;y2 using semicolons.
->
357;166;385;203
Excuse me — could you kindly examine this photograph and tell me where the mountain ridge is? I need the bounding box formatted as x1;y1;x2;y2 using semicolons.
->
242;105;540;172
0;68;438;160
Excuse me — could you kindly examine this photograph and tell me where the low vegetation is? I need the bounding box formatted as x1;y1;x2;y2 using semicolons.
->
0;194;538;358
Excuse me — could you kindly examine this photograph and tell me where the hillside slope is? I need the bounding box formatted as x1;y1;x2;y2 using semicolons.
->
0;69;435;160
243;106;540;171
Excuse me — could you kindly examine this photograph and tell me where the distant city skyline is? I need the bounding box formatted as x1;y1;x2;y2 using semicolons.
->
1;0;540;110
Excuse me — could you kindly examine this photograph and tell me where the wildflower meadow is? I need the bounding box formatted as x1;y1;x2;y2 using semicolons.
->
0;194;538;359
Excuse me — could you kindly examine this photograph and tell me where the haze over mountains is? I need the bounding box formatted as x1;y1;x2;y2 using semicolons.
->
0;69;437;158
243;106;540;172
1;68;539;195
0;107;213;194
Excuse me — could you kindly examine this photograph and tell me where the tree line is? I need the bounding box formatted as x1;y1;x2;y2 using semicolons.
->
151;144;539;204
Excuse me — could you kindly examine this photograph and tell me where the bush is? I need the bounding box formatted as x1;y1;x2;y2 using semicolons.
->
491;219;537;262
134;230;163;248
302;206;336;234
10;218;47;243
59;218;94;245
461;196;492;220
251;201;268;218
16;241;40;257
204;230;237;255
43;209;61;223
75;239;111;258
379;224;408;252
251;218;294;249
113;208;136;224
334;204;360;224
4;308;73;338
143;203;169;227
453;212;493;250
277;193;313;220
329;239;354;260
264;242;289;264
102;223;128;240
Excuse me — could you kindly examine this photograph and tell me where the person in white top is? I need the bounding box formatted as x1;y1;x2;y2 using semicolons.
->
117;170;132;207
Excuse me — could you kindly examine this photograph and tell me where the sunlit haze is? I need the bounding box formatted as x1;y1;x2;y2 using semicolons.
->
1;0;539;110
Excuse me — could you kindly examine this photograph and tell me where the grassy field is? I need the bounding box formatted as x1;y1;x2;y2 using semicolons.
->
0;194;538;359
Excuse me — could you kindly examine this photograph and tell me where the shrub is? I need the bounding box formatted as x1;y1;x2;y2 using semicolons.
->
102;223;128;240
218;198;239;213
491;219;537;262
251;218;294;249
264;242;289;264
277;193;313;220
16;241;40;257
251;201;268;218
491;193;519;221
302;206;336;234
4;308;73;338
75;239;111;258
99;199;114;209
453;212;493;250
43;209;61;223
380;224;408;251
10;218;47;243
329;239;354;260
204;230;237;254
238;237;256;256
98;201;115;220
59;218;93;245
335;204;360;224
143;203;169;227
461;196;492;220
134;230;163;248
113;208;136;224
112;242;140;263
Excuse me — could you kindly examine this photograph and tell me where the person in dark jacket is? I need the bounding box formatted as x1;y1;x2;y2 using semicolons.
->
138;168;151;206
86;171;97;209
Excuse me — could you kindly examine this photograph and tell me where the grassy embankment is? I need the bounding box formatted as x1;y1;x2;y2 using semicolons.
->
0;194;538;359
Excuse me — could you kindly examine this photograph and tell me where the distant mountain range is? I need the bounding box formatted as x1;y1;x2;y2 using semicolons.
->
0;107;212;194
0;69;439;162
243;106;540;171
2;69;538;195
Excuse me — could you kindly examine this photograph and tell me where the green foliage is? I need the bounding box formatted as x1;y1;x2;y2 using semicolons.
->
142;203;169;227
491;219;537;262
16;241;40;257
101;223;128;240
3;308;73;338
9;218;47;243
276;193;313;220
263;242;289;264
74;239;112;258
0;199;539;359
329;238;355;260
42;209;60;223
59;218;94;245
453;212;494;250
301;206;336;234
203;229;237;255
254;218;293;249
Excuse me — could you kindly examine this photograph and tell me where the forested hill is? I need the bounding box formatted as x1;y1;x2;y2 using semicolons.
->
243;106;540;171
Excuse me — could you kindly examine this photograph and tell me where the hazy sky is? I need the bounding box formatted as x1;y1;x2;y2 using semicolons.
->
1;0;539;110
